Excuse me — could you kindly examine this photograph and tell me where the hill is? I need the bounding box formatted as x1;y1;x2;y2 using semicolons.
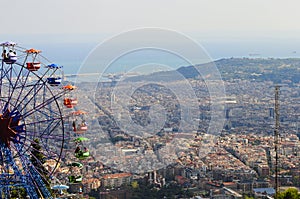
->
126;58;300;84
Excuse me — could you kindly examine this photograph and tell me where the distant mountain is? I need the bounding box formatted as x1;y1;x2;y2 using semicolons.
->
126;58;300;84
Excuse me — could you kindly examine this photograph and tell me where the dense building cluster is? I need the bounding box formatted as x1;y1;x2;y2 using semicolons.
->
54;58;300;198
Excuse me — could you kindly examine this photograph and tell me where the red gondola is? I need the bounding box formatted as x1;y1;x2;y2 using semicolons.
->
25;48;42;71
63;98;78;108
26;62;41;71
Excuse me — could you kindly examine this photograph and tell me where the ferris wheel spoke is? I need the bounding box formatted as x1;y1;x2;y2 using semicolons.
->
27;109;59;122
8;67;13;98
0;65;4;103
0;65;8;80
5;66;28;110
1;67;12;86
0;65;14;90
15;136;60;162
24;132;64;140
20;117;63;127
21;91;66;119
0;64;8;111
11;83;47;113
7;68;30;106
10;66;51;113
36;106;61;118
28;155;52;176
46;120;63;136
1;144;22;177
13;143;53;195
1;66;15;104
27;141;56;160
0;63;9;97
23;119;64;146
38;119;63;141
15;81;45;90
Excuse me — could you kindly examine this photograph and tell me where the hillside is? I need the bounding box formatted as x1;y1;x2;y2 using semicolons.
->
127;58;300;84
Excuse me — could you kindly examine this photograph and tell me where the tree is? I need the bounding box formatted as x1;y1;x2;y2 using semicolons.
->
30;138;47;177
275;188;300;199
30;139;45;162
10;188;26;199
292;176;300;187
30;138;52;195
131;181;139;189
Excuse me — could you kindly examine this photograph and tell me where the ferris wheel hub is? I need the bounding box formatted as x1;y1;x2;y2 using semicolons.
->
0;110;19;148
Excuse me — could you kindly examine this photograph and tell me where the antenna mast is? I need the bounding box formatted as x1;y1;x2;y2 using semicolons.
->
274;85;280;194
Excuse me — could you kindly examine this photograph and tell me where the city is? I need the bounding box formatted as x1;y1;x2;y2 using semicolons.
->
1;1;300;198
52;58;300;198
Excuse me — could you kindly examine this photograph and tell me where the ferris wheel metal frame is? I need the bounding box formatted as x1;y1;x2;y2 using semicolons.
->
0;41;72;199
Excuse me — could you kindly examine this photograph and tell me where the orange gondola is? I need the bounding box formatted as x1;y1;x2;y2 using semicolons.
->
62;84;76;90
25;48;41;54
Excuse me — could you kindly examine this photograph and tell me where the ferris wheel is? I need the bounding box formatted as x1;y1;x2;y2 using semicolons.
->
0;41;73;198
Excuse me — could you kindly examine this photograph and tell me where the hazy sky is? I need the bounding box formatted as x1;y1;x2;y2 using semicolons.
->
2;0;300;39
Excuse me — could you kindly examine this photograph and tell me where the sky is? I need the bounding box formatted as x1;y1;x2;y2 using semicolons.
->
1;0;300;73
1;0;300;36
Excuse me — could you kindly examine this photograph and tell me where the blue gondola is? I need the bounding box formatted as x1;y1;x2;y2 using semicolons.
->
46;63;62;86
47;77;62;86
47;63;62;69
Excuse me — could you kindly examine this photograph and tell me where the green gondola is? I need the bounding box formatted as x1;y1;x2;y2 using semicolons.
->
68;175;83;183
75;151;90;160
73;137;89;142
67;162;83;168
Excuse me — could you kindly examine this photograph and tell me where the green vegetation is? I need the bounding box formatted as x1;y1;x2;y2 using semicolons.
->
30;138;52;195
9;188;26;199
292;176;300;187
275;188;300;199
131;181;139;189
130;181;193;199
30;138;46;172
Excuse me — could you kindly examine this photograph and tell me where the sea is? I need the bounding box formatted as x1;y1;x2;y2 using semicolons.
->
13;38;300;83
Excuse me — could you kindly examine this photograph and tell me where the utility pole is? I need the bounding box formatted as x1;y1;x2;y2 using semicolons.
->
274;85;280;194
